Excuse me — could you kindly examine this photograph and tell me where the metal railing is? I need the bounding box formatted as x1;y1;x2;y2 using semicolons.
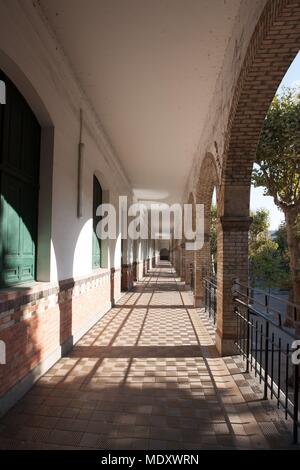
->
233;280;300;444
203;277;217;324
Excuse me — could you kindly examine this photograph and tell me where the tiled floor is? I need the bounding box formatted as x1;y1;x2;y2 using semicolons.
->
0;262;297;449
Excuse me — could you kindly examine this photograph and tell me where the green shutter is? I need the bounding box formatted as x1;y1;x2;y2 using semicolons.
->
0;70;40;288
92;175;102;269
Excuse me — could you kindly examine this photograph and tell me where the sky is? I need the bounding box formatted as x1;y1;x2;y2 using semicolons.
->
250;51;300;231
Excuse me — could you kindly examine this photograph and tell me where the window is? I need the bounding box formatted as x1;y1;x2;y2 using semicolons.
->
0;70;40;287
92;175;102;269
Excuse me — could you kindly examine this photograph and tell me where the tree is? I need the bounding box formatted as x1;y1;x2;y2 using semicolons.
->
253;86;300;325
249;208;270;255
249;209;288;289
251;238;286;289
274;222;291;281
275;222;289;257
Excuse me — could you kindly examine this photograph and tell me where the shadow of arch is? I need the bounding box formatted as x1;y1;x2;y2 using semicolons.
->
0;354;294;449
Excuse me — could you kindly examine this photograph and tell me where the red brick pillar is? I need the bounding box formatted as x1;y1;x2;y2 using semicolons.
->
216;216;252;356
176;243;182;277
194;233;210;307
180;243;186;281
172;243;177;272
121;263;134;291
132;261;137;281
171;238;176;266
185;249;194;285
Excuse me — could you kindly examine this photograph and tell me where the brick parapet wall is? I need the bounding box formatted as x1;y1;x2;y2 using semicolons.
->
0;268;120;410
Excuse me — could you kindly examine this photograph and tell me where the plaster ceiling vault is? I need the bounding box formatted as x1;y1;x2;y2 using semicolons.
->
40;0;242;202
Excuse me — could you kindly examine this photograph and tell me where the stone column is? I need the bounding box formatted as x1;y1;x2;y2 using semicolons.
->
216;216;252;356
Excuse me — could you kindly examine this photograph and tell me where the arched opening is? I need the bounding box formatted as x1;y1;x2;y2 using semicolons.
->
160;247;169;261
249;58;300;328
217;0;300;355
194;152;219;308
0;69;41;287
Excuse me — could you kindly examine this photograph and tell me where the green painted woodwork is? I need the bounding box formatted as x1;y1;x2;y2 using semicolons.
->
92;175;102;269
0;70;40;287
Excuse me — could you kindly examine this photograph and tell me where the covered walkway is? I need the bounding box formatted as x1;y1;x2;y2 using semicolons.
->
0;263;294;450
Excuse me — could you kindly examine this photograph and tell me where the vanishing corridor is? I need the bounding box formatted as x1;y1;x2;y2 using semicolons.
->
0;263;294;449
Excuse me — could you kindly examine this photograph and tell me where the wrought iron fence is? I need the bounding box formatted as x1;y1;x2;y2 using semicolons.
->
203;277;217;324
233;280;300;444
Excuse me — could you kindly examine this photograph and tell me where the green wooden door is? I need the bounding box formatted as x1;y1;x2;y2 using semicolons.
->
0;70;40;287
92;175;102;269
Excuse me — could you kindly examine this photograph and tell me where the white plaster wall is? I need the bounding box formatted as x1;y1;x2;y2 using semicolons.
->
0;0;132;282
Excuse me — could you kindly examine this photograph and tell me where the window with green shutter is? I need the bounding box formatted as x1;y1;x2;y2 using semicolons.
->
92;175;102;269
0;70;40;288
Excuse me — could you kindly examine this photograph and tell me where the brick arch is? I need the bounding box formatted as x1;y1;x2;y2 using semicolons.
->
193;152;219;306
221;0;300;217
187;191;196;206
196;152;219;228
216;0;300;356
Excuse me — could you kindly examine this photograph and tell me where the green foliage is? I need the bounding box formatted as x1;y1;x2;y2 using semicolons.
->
274;222;290;273
252;86;300;303
251;238;287;289
209;204;290;288
253;86;300;211
249;208;270;256
275;221;288;254
249;209;290;288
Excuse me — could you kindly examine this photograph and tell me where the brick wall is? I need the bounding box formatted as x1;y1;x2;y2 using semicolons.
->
0;269;117;413
216;0;300;354
182;0;300;354
121;263;134;291
194;153;219;306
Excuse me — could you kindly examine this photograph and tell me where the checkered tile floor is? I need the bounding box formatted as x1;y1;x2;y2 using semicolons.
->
0;262;297;449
